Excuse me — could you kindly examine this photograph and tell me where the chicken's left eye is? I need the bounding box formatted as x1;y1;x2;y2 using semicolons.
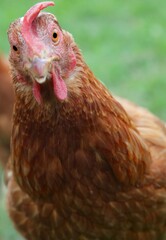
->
52;30;59;43
13;45;18;51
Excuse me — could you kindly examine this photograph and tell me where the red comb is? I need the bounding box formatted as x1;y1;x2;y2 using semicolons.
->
22;2;55;51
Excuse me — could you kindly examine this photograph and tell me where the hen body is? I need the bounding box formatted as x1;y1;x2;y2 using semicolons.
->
7;2;166;240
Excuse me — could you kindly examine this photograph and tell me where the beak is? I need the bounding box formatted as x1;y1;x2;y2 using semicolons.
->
27;55;59;84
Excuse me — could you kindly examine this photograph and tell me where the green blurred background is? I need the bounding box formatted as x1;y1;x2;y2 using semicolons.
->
0;0;166;239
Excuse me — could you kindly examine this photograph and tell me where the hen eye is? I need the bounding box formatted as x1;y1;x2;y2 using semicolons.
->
13;45;18;51
52;30;59;43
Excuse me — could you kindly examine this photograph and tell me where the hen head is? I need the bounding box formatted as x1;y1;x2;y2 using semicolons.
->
8;2;77;103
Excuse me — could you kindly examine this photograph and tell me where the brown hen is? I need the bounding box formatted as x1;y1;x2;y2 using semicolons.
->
6;2;166;240
0;54;14;167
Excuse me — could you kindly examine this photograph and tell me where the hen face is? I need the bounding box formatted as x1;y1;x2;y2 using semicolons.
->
8;2;76;103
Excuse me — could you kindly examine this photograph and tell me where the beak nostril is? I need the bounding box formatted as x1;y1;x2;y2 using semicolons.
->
52;56;60;61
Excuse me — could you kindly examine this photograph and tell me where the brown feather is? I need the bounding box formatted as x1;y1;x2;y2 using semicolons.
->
0;54;14;167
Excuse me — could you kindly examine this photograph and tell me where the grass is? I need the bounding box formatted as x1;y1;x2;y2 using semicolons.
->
0;0;166;239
